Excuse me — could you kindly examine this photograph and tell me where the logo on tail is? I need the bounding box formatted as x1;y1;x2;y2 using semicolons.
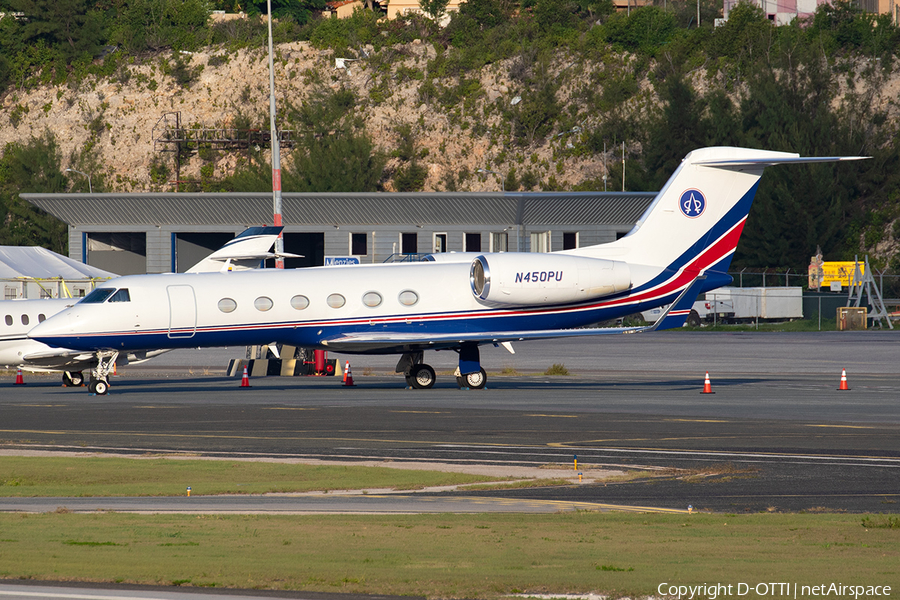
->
679;189;706;218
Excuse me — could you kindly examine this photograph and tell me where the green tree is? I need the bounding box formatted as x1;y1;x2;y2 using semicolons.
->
110;0;211;52
0;133;69;253
8;0;104;61
643;75;708;190
420;0;449;22
243;0;325;25
220;88;385;193
603;6;678;55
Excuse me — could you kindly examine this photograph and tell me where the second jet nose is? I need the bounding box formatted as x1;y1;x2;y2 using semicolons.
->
28;309;76;346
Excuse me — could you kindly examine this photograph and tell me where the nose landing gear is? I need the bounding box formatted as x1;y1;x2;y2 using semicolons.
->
88;351;119;395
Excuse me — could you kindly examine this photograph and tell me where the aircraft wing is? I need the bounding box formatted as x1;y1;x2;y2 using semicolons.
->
321;276;707;353
20;348;170;370
19;349;97;370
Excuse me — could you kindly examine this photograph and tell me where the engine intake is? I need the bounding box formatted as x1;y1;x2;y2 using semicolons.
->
470;253;631;306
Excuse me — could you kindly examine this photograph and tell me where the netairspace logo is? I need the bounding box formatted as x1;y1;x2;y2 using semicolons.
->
657;582;892;599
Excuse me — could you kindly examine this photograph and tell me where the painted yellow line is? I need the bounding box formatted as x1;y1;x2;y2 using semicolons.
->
263;407;318;411
390;410;447;414
526;414;579;418
804;424;878;430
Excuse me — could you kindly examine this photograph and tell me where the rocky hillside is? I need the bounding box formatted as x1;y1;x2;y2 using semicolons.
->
3;2;900;273
0;40;631;192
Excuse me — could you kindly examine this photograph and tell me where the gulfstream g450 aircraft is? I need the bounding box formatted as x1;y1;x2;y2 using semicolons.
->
30;147;866;394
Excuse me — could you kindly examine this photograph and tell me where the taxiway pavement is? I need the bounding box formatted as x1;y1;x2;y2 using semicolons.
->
2;332;898;514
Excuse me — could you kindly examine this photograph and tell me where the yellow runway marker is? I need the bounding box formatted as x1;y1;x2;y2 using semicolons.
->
526;414;578;418
805;424;877;430
666;418;730;423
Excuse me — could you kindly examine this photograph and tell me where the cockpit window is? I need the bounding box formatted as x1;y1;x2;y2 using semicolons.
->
81;288;116;304
109;289;130;303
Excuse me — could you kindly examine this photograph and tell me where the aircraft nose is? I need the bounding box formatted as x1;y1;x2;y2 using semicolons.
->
29;311;75;346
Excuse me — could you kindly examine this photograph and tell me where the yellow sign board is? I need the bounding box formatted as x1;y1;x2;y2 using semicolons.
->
821;261;863;288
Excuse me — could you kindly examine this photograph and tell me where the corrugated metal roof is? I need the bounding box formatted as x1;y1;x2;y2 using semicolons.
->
22;192;655;227
515;192;656;225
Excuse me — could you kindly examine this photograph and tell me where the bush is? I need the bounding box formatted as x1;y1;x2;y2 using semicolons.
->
545;364;570;376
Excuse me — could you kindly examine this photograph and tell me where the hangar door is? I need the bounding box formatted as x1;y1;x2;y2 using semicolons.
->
167;285;196;339
265;233;324;268
174;232;236;272
86;232;147;275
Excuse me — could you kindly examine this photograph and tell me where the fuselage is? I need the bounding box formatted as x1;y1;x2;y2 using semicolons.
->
29;257;715;354
0;298;78;370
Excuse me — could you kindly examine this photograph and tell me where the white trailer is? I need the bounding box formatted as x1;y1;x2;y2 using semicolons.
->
641;287;804;325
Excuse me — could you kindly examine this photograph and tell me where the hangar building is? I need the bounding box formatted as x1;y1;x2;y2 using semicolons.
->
23;191;655;275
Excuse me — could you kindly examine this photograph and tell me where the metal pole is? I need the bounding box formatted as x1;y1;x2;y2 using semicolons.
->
267;0;284;269
65;168;92;194
621;141;625;192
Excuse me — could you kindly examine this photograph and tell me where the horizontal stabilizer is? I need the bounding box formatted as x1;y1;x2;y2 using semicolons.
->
694;155;869;168
646;275;707;332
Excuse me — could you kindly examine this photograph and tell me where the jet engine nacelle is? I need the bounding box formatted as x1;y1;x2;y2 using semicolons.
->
470;253;631;306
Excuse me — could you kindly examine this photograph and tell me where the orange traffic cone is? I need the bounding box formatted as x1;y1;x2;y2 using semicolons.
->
343;361;355;387
701;371;714;394
838;368;850;391
14;368;25;385
240;365;251;388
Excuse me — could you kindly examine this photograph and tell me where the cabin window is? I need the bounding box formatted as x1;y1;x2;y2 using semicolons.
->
218;298;237;313
398;290;419;306
21;314;29;326
362;292;382;308
109;288;131;303
254;296;274;312
81;288;116;304
4;315;11;326
327;293;346;308
290;295;310;310
38;314;46;322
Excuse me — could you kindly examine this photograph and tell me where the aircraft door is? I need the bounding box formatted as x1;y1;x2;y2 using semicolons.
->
167;285;197;339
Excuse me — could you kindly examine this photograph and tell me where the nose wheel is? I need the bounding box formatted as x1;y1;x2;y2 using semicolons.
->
89;378;110;395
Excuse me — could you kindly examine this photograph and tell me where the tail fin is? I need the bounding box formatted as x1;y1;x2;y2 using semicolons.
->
187;226;301;273
576;147;866;277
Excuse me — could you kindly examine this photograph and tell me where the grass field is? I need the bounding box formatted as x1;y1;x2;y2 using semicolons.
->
1;456;898;597
0;456;502;497
0;512;897;597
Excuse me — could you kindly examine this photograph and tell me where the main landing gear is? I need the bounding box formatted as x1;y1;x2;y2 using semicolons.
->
62;371;85;387
87;350;118;395
396;344;488;390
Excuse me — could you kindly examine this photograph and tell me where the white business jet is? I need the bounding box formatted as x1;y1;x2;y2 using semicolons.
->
30;147;866;394
2;226;290;386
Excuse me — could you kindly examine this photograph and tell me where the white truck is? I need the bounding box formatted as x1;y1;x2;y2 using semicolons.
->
642;287;804;326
